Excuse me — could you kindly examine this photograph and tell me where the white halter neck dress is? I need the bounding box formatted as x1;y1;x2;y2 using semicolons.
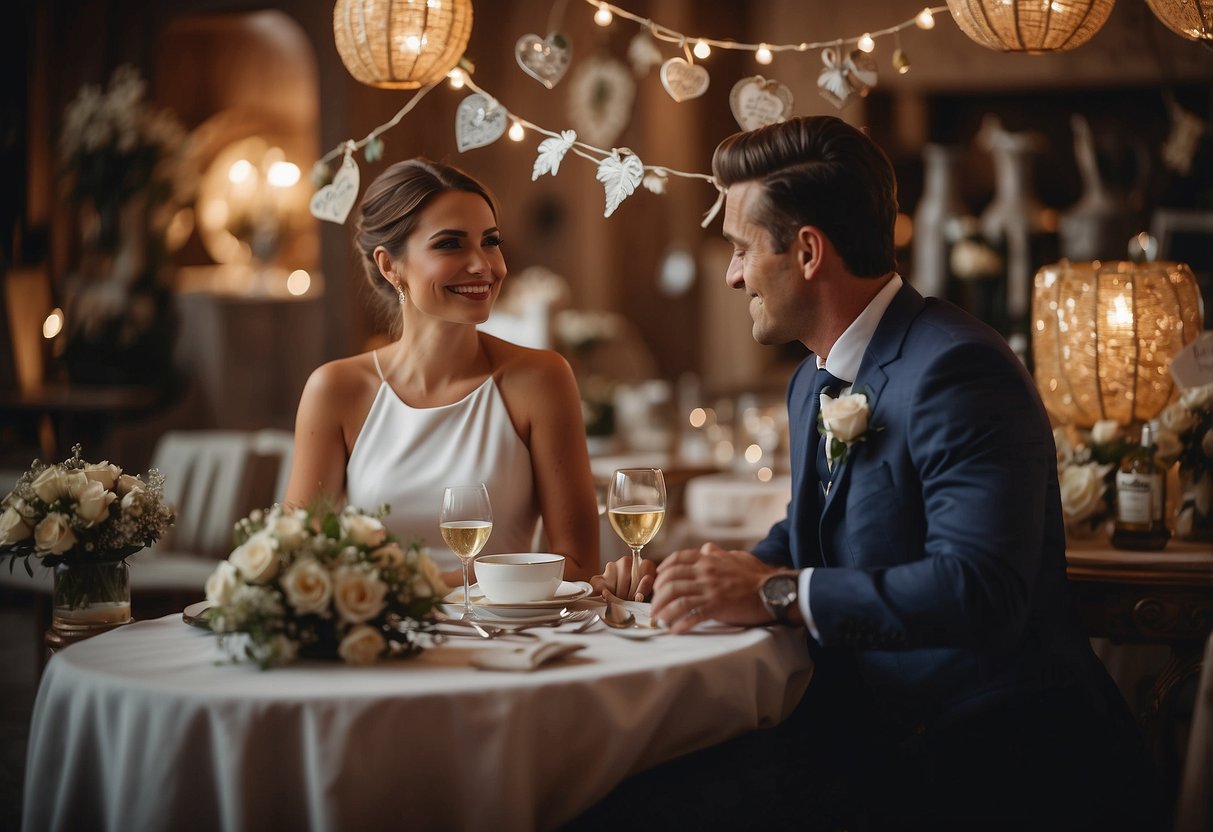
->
346;351;538;572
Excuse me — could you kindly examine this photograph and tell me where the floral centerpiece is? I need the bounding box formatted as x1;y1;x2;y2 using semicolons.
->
1155;383;1213;541
0;445;174;633
1055;420;1126;537
206;502;447;669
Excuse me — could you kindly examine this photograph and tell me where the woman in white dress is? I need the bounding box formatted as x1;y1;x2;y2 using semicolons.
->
284;159;599;586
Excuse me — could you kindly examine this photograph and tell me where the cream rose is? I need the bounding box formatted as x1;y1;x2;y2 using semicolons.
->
0;507;33;545
332;566;387;623
120;488;144;517
1180;383;1213;412
1059;463;1111;524
74;481;117;527
115;474;143;496
229;532;280;584
1053;428;1075;468
341;513;387;548
371;542;406;570
281;558;333;615
34;512;77;555
31;467;69;504
268;510;308;551
820;392;869;443
1160;402;1196;435
64;471;90;500
206;560;241;607
417;551;450;597
83;462;121;490
338;624;386;665
1154;428;1183;462
1090;420;1122;446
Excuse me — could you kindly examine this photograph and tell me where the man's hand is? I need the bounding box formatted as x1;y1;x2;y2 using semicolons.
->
590;554;656;602
651;543;779;633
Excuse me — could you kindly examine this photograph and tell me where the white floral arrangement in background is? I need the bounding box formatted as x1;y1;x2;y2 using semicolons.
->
1155;383;1213;539
1055;420;1125;534
554;309;625;355
206;501;447;669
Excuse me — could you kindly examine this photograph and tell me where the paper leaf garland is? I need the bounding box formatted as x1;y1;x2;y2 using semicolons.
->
309;152;360;224
455;93;507;152
515;32;573;89
642;168;668;194
532;130;577;180
596;150;644;218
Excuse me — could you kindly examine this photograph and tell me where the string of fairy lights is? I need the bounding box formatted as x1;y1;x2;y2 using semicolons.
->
310;3;949;226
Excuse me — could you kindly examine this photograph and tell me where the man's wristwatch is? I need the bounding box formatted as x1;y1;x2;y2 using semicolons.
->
760;572;798;624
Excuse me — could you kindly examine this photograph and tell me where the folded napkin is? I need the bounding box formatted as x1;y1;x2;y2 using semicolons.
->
469;641;585;672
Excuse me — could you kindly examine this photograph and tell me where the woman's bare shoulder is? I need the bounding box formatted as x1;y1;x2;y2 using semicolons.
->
301;352;382;403
480;333;571;381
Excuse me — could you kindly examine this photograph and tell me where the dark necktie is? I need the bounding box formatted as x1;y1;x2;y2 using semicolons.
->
812;368;846;496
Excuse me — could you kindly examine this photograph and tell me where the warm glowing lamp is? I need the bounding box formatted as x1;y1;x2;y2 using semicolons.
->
946;0;1115;52
333;0;474;89
1031;260;1204;429
1146;0;1213;42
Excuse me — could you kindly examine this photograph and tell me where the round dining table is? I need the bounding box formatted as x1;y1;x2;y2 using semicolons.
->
23;609;813;832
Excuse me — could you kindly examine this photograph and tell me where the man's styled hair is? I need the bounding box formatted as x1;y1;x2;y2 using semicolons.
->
712;116;898;277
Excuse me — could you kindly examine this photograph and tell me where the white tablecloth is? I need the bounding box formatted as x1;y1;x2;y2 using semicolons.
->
24;613;812;832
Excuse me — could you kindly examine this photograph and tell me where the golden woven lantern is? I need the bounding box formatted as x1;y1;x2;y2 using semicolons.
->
1146;0;1213;42
946;0;1115;52
333;0;473;89
1032;260;1204;429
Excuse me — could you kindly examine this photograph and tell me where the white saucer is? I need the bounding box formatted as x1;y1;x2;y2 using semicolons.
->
444;580;593;614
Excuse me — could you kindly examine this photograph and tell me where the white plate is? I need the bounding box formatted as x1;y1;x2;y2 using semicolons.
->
182;601;212;629
444;580;594;613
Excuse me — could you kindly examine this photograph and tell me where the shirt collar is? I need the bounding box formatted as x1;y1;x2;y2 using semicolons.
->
816;274;903;386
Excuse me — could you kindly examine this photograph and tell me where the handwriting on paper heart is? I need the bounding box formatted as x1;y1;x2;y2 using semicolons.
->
455;93;506;152
729;76;794;132
659;57;709;102
309;153;360;225
515;32;572;89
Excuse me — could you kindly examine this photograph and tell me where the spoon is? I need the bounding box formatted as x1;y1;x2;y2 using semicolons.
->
601;603;637;629
468;621;538;640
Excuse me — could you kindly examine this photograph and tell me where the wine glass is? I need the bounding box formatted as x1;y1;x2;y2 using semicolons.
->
440;483;494;620
607;468;667;598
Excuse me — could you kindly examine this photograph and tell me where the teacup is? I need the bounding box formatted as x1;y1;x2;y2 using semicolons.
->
474;553;565;604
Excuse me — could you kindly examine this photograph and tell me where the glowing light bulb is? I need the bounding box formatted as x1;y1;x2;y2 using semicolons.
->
267;161;300;188
1107;293;1134;330
858;33;875;53
916;8;935;29
693;39;711;60
43;308;64;339
893;48;911;74
287;270;311;296
757;467;773;482
689;407;707;428
447;68;466;89
755;45;773;65
228;159;254;183
745;444;763;464
593;3;613;26
508;120;525;142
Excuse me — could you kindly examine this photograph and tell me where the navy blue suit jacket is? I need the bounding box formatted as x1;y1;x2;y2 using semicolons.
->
753;282;1118;727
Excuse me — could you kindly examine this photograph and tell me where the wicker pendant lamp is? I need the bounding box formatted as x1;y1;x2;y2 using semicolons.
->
1146;0;1213;42
946;0;1115;52
333;0;474;89
1031;260;1204;429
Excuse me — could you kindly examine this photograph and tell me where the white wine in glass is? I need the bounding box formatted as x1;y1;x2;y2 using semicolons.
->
440;483;493;620
607;468;666;597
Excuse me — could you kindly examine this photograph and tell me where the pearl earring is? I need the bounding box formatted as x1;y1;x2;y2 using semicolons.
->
396;285;407;304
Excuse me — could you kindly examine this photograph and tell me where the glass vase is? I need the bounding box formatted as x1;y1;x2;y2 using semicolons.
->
1175;470;1213;543
47;559;133;651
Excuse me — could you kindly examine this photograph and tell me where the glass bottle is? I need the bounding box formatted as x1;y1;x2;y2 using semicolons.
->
1111;422;1170;551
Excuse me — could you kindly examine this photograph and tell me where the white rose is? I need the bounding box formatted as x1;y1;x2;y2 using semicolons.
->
417;551;450;597
73;481;117;528
206;560;241;607
341;512;387;548
281;558;333;615
332;566;387;624
229;532;280;584
1180;383;1213;412
820;393;869;443
371;542;406;569
31;467;69;504
1154;429;1183;462
1160;402;1196;435
64;472;90;500
1174;507;1194;538
0;507;33;544
83;462;121;490
1053;428;1075;468
115;474;142;496
1090;420;1122;446
1059;463;1111;524
268;511;308;551
338;624;386;665
1202;429;1213;459
120;489;144;517
34;512;77;555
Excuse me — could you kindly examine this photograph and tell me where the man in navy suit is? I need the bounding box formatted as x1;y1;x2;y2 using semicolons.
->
642;116;1159;829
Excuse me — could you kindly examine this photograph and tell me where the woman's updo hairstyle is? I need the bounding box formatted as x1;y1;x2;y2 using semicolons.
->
353;158;499;327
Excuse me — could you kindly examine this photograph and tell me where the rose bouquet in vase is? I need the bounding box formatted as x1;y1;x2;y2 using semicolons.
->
1155;383;1213;542
206;501;447;669
0;445;174;642
1055;420;1126;539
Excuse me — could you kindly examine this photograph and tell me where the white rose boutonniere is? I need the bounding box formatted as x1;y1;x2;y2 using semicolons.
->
818;391;878;467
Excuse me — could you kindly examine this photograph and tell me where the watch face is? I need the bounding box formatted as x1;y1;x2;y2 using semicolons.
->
763;574;796;605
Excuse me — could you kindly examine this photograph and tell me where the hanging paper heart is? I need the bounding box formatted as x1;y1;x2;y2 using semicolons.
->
843;50;879;98
516;32;572;90
567;56;635;147
729;76;794;132
455;93;506;152
309;152;360;225
817;48;851;109
659;57;710;103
